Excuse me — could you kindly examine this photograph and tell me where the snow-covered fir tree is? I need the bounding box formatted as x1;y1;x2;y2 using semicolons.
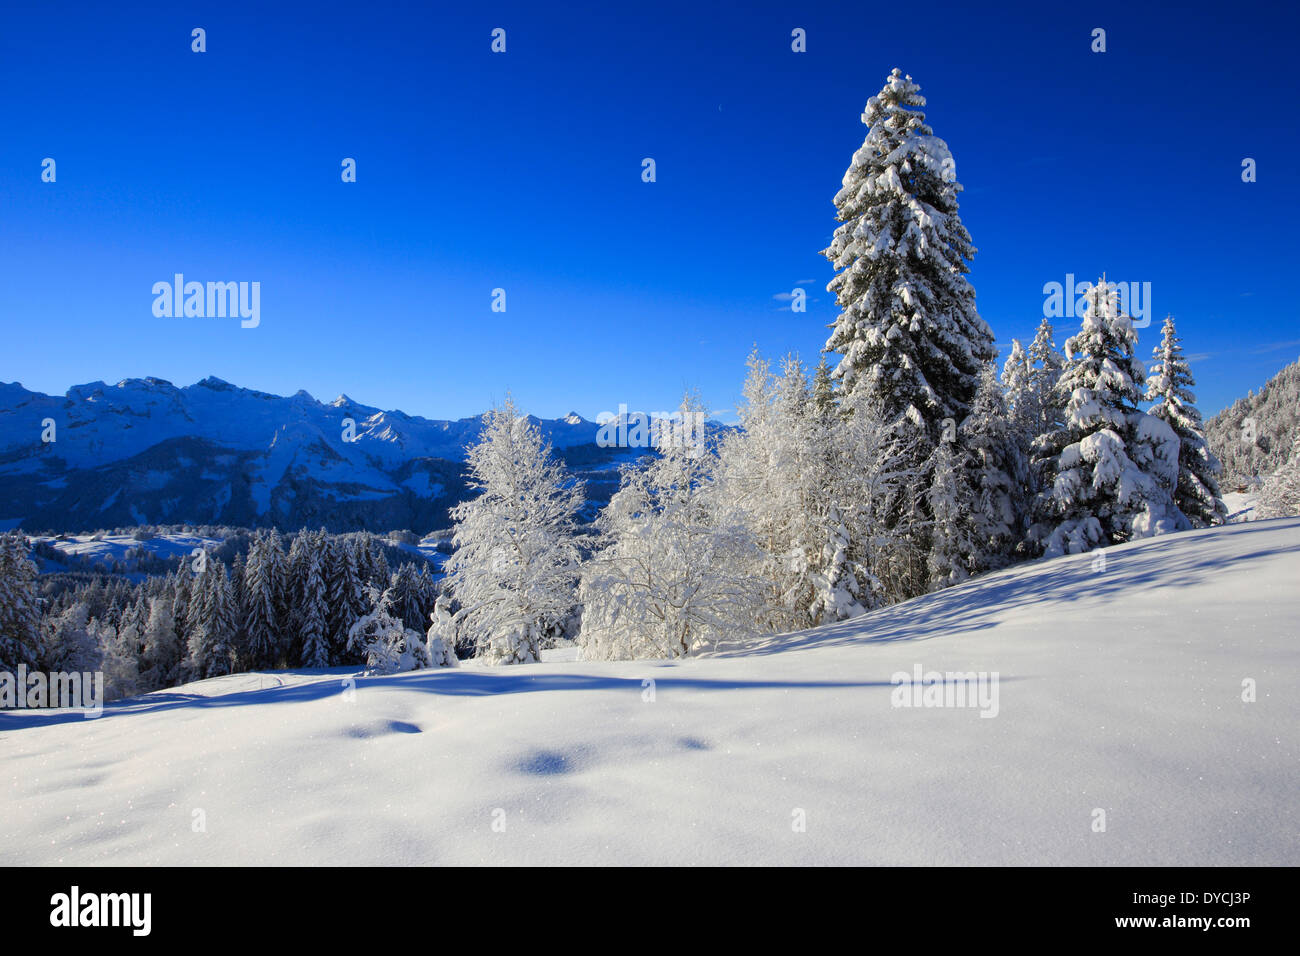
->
384;563;437;634
1032;278;1185;555
444;397;585;665
1027;316;1065;439
0;532;42;672
1145;314;1227;527
325;537;367;665
347;586;430;675
140;596;181;690
1205;356;1300;484
298;546;331;668
1000;338;1036;447
579;394;767;660
961;362;1029;569
241;531;283;668
38;601;100;676
1258;433;1300;518
425;595;459;668
187;559;238;678
821;68;996;432
926;433;978;588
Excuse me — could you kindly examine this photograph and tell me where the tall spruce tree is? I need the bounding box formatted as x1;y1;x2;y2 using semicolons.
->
298;546;330;668
821;68;995;433
1145;314;1227;527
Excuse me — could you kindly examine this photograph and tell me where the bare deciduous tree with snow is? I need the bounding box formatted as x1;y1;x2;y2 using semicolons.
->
579;394;766;660
444;398;585;665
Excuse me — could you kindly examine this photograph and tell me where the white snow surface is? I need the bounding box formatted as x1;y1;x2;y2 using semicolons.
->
3;519;1297;865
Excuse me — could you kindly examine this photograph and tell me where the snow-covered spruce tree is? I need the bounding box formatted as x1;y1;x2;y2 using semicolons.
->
170;571;191;658
0;532;42;672
444;397;585;665
240;532;282;669
425;594;459;668
1000;338;1037;449
298;546;331;668
811;356;836;417
384;563;435;634
187;559;238;678
1145;314;1227;527
347;586;430;675
325;537;367;665
926;433;978;588
962;362;1029;569
1258;433;1300;518
1031;279;1186;555
39;601;101;676
1027;317;1065;439
821;68;996;432
579;394;767;660
139;596;182;691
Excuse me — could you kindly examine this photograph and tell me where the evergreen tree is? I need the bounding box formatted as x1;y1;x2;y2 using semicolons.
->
1258;433;1300;518
140;596;181;691
811;357;836;416
188;560;237;678
1145;314;1227;527
347;586;430;675
0;532;42;672
821;68;996;432
1032;279;1185;555
325;537;367;665
961;363;1028;569
39;601;100;676
1027;316;1065;439
298;546;330;668
384;563;433;634
241;532;282;668
425;595;459;668
1000;338;1036;446
926;435;977;589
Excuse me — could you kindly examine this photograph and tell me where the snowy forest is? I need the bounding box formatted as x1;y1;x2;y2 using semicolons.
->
3;68;1299;700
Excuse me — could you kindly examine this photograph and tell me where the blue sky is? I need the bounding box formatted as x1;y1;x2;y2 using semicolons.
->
2;0;1296;421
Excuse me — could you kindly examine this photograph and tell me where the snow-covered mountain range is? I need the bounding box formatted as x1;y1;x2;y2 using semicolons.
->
0;377;635;533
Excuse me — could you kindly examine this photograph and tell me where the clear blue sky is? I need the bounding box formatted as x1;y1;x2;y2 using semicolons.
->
2;0;1297;421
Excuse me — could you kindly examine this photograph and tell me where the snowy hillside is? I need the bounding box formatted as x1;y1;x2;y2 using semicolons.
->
3;518;1296;866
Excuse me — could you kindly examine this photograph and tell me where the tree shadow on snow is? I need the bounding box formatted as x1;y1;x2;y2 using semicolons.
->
710;519;1300;657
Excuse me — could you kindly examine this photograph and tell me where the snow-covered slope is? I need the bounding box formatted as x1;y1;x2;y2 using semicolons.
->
3;519;1297;865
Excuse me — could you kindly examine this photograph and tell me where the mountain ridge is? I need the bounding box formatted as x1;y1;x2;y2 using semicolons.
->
0;376;657;533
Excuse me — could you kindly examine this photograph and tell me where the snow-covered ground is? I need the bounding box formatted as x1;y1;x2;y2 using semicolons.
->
3;519;1297;865
1221;491;1259;523
30;532;223;569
